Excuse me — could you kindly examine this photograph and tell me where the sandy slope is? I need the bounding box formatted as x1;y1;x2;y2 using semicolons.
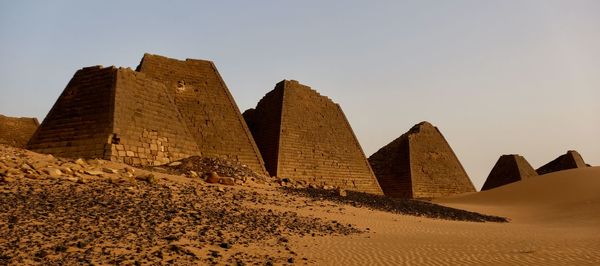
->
291;167;600;265
437;166;600;226
2;144;599;265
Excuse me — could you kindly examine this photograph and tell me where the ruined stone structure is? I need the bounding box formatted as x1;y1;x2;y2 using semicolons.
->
244;80;382;194
536;150;588;175
0;114;39;148
28;54;267;174
481;154;538;191
368;122;475;199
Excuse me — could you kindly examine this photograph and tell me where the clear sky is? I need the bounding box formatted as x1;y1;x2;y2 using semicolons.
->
1;1;598;189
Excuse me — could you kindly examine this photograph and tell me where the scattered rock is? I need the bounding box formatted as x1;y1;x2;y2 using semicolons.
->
84;170;104;177
136;173;156;184
44;168;63;178
337;188;347;197
102;168;118;174
168;161;182;167
187;170;199;178
220;177;235;186
207;172;220;184
74;158;86;166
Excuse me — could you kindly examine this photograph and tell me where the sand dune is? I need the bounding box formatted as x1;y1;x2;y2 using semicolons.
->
437;167;600;226
2;144;599;265
293;167;600;265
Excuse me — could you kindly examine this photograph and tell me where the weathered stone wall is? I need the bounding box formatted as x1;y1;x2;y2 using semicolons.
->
108;68;199;166
536;150;587;175
27;66;116;159
246;80;382;194
366;136;412;198
242;88;284;176
0;114;39;148
369;122;475;198
136;54;266;174
481;154;538;191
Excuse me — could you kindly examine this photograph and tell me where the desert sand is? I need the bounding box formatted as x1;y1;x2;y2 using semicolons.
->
1;145;599;265
292;167;600;265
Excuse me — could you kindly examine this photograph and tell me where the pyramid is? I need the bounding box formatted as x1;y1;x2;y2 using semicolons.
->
0;114;39;148
243;80;382;194
28;54;267;174
369;121;475;198
536;150;588;175
481;154;538;191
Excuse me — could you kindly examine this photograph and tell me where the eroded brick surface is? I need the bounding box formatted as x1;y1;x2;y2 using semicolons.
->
27;66;115;159
137;54;266;174
481;154;538;191
0;115;39;148
27;54;267;175
369;122;475;198
245;80;382;194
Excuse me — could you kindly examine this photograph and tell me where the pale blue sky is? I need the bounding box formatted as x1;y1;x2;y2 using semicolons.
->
1;1;598;189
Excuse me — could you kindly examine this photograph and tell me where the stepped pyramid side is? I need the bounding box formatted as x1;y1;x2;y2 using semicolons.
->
481;154;538;191
107;68;199;165
28;66;200;164
0;114;39;148
367;136;412;198
245;80;382;194
242;87;284;176
28;66;117;159
136;54;266;175
369;122;475;198
536;150;587;175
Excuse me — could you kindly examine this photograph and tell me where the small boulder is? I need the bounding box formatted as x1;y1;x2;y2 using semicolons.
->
337;188;347;197
84;170;104;177
206;172;220;184
44;168;63;178
187;170;199;178
136;173;156;184
168;161;182;167
74;158;86;166
102;168;118;174
220;177;235;186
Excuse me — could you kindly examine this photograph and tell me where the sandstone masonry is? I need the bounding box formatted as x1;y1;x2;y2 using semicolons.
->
0;114;39;148
27;54;267;175
536;150;588;175
481;154;538;191
369;122;475;198
244;80;382;194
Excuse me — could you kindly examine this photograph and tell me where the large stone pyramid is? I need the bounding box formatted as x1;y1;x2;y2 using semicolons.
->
243;80;382;194
28;54;267;174
481;154;538;191
536;150;588;175
368;121;475;198
0;114;39;148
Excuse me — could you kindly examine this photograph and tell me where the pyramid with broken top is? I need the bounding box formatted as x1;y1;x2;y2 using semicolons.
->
481;154;538;191
536;150;588;175
28;54;267;175
368;121;475;198
243;80;382;194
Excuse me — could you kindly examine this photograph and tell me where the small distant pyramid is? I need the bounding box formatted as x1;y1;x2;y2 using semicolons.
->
368;121;475;198
481;154;538;191
536;150;588;175
243;80;382;194
0;114;39;148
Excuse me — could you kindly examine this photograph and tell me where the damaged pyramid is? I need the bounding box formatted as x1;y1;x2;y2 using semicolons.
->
27;54;267;174
368;122;475;198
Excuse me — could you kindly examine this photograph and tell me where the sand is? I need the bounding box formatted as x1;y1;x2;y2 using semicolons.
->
289;167;600;265
1;144;599;265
